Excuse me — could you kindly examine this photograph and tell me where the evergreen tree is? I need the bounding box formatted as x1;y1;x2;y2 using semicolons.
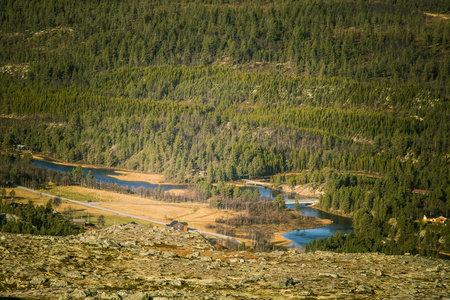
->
86;170;94;182
97;215;106;227
294;199;300;212
72;165;84;184
273;194;286;210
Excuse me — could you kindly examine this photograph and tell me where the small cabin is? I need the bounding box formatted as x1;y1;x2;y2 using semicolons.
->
423;215;447;224
167;220;188;231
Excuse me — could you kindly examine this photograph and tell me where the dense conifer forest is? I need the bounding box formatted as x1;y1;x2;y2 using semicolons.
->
0;200;84;236
0;0;449;254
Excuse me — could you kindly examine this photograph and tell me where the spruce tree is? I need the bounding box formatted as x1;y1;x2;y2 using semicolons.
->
294;199;300;212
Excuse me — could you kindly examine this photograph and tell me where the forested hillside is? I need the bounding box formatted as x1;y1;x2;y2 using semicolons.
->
1;0;449;255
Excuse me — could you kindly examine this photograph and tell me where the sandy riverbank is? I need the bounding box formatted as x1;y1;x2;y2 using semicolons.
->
32;154;180;185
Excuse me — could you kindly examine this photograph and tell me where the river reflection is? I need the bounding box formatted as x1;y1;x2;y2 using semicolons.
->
33;159;353;249
33;159;186;191
283;204;353;250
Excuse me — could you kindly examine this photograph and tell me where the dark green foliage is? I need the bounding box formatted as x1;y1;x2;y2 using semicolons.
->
294;199;300;212
0;200;83;236
97;215;105;227
52;196;62;209
273;194;286;210
306;217;450;257
0;0;448;94
71;165;84;184
2;74;447;184
302;169;450;255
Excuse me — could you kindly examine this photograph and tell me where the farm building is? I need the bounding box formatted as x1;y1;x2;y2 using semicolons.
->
423;215;447;224
167;220;188;231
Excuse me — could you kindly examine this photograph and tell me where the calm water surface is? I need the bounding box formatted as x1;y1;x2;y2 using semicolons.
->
283;204;352;250
33;159;353;249
33;159;186;191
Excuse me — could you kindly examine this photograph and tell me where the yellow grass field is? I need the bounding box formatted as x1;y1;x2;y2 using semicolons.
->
2;187;47;205
2;187;144;224
3;182;330;246
39;185;229;233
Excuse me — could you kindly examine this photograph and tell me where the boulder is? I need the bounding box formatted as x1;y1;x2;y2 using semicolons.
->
70;288;87;298
200;256;212;262
50;280;68;288
272;277;296;289
187;251;201;258
62;270;84;279
162;251;177;258
356;285;374;294
0;213;21;223
170;279;185;286
30;275;46;285
318;273;339;278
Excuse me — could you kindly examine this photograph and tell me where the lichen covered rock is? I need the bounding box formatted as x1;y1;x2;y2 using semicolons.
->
0;224;449;299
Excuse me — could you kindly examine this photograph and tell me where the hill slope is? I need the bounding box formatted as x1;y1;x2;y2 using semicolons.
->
1;224;449;299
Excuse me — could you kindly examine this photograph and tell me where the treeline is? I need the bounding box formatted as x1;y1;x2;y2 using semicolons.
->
276;169;450;255
1;73;448;184
0;153;207;203
0;153;63;189
1;0;448;95
275;168;449;218
306;215;450;257
0;200;83;236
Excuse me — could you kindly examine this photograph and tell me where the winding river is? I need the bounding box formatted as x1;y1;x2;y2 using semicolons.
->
32;159;353;249
33;159;186;191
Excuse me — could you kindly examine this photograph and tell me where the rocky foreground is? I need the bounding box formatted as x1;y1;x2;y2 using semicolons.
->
1;224;449;299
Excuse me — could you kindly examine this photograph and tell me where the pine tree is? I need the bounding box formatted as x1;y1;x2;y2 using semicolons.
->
86;170;94;181
97;215;106;227
294;199;300;212
72;165;84;184
273;194;286;211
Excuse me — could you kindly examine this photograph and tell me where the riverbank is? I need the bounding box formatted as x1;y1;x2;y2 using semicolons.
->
311;204;354;218
32;154;175;185
234;177;323;199
3;184;332;247
50;185;332;246
26;156;338;247
272;216;333;246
